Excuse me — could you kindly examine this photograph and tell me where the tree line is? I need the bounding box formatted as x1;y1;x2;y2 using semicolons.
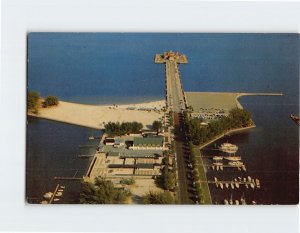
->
104;121;143;136
185;108;253;145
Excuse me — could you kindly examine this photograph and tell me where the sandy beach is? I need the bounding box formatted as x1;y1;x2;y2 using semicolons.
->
28;100;166;129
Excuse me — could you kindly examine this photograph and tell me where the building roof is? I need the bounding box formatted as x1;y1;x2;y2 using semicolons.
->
107;151;120;157
133;136;164;147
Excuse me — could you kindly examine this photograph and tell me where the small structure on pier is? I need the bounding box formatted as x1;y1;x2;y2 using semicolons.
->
154;51;188;64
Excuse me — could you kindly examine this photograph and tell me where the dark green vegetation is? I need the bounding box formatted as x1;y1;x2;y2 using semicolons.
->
185;108;252;145
161;154;176;191
27;91;59;113
169;111;174;126
143;191;176;204
187;142;211;204
104;121;143;136
27;91;40;114
152;120;163;132
43;95;59;107
80;177;131;204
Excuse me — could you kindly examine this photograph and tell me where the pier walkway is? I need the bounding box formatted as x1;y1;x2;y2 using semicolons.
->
156;51;192;204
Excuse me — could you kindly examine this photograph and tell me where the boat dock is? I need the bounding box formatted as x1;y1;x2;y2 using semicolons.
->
204;177;261;190
205;164;246;171
48;184;60;204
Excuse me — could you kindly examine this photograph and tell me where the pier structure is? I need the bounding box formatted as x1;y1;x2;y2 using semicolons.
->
155;51;188;112
156;51;198;204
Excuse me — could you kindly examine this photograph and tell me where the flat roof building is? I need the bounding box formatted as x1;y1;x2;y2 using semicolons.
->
130;136;165;150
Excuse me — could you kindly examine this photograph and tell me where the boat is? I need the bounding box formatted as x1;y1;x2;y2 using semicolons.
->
245;183;249;189
40;200;48;204
54;198;60;202
290;114;300;126
229;195;233;205
241;194;247;205
228;161;243;166
58;189;64;192
224;156;241;161
252;201;257;205
250;183;255;189
216;166;219;171
213;162;223;166
60;186;65;189
235;200;239;205
225;183;229;189
220;165;223;171
247;176;252;182
235;182;240;189
255;179;261;188
220;183;224;189
243;178;246;182
43;192;53;199
224;199;229;205
231;182;235;189
213;156;223;161
219;143;238;154
55;192;63;197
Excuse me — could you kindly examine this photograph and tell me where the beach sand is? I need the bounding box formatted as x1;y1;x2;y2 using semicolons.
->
28;100;166;129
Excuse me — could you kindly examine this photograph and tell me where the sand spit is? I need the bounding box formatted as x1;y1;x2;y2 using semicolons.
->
28;100;166;129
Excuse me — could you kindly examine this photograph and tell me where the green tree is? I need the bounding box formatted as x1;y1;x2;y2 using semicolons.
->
80;177;130;204
43;95;59;107
152;120;163;132
27;91;40;110
143;191;175;204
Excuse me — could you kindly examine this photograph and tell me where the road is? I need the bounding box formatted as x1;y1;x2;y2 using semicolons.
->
166;60;195;204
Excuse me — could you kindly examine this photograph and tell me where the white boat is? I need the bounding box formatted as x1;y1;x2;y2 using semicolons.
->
243;178;247;182
40;200;48;204
54;198;60;202
219;143;238;154
214;177;218;182
58;189;64;192
213;156;223;161
60;186;65;189
255;179;261;188
250;183;255;189
213;162;223;166
235;182;240;189
43;192;53;199
224;199;229;205
235;200;240;205
245;184;249;189
55;192;63;197
216;166;219;171
247;176;252;182
225;183;229;189
224;156;242;161
228;161;244;166
231;182;235;189
220;183;224;189
220;165;223;171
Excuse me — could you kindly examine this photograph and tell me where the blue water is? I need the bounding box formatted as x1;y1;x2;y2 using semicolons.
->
27;33;299;204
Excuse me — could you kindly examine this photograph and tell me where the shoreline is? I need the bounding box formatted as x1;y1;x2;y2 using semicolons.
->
198;124;256;150
27;99;166;130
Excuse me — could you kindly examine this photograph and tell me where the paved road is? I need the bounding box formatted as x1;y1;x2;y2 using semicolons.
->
166;60;196;204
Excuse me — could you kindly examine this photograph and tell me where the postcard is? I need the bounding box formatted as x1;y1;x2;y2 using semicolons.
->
26;33;299;205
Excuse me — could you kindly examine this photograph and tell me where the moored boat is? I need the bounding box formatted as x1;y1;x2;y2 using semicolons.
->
224;156;242;161
219;143;238;154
